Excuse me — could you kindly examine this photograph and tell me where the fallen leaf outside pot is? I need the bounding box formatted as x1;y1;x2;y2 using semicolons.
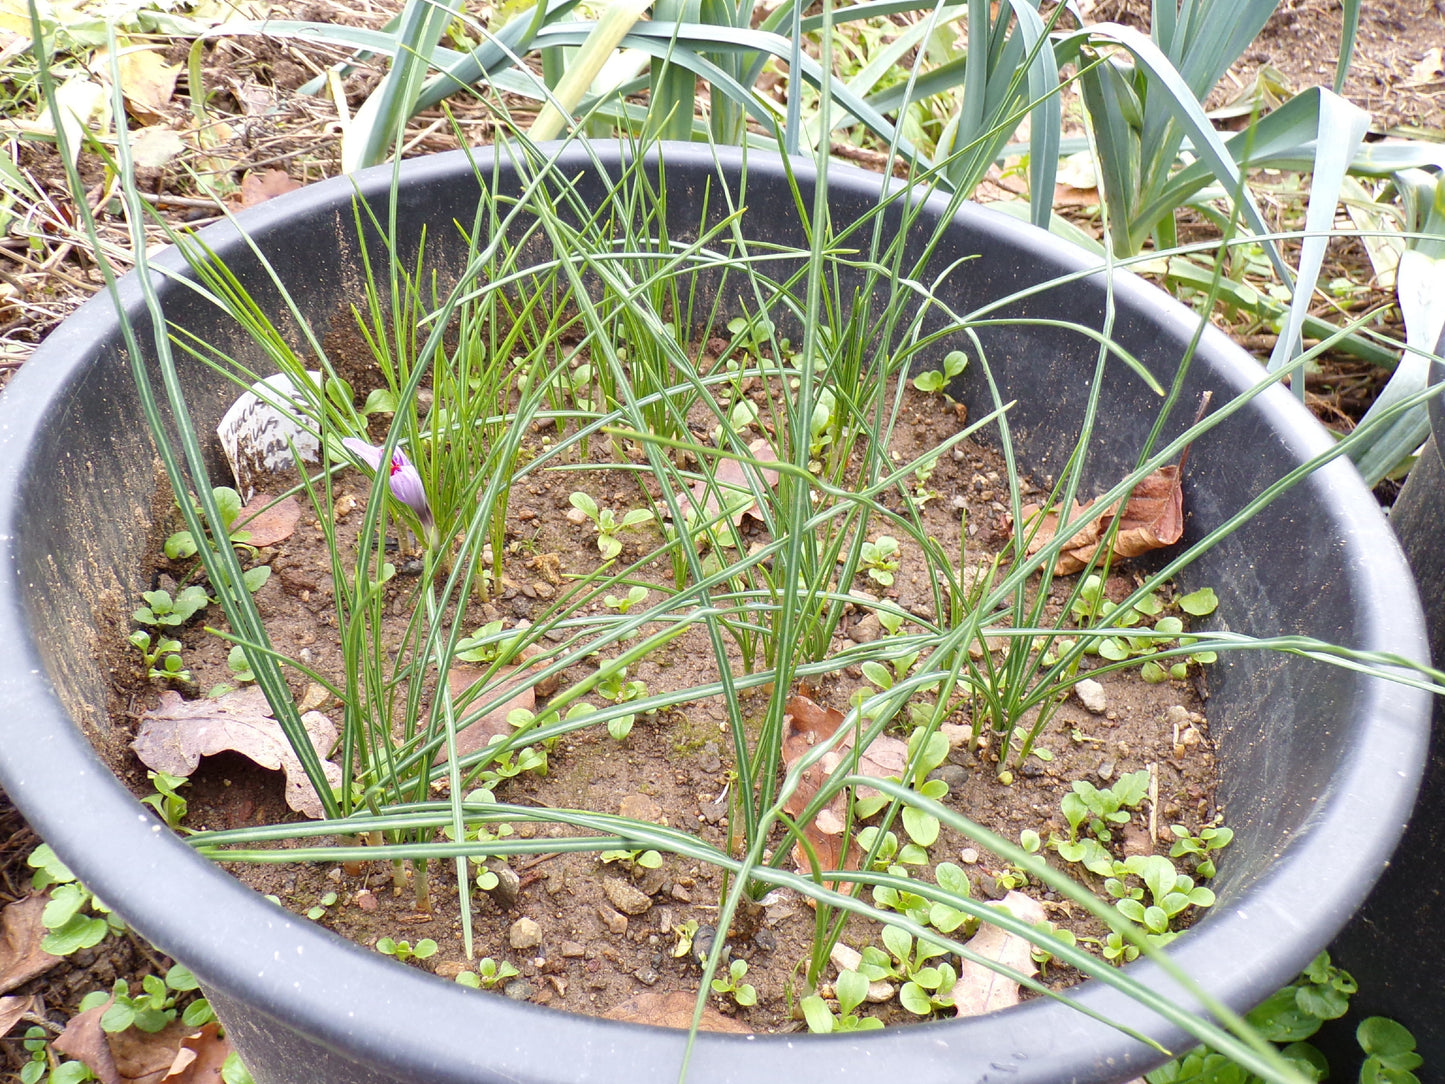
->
0;894;61;995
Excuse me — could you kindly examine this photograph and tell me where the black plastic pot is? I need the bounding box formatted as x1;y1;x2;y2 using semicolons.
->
1320;340;1445;1070
0;143;1431;1084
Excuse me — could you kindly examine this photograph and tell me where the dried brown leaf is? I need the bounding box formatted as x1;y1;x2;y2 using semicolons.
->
132;687;341;819
54;1000;121;1084
110;1019;194;1084
949;891;1045;1017
233;494;301;547
1023;464;1185;575
237;169;301;208
672;437;779;528
162;1024;232;1082
93;47;179;120
0;895;61;995
780;695;910;876
605;991;752;1033
0;994;32;1037
440;660;542;763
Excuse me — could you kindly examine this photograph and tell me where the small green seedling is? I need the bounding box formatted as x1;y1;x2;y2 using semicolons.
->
1061;770;1151;845
1146;952;1416;1084
858;924;949;990
140;770;189;829
1168;823;1234;878
568;492;653;560
672;920;700;958
911;349;969;394
596;665;649;740
603;586;650;613
306;891;339;921
164;485;252;559
457;957;521;990
27;844;125;955
1358;1017;1423;1083
19;1025;95;1084
1106;853;1216;937
377;937;438;963
133;586;209;628
455;620;526;665
129;630;191;683
800;969;884;1033
79;965;213;1034
710;958;758;1007
859;536;901;587
599;847;663;870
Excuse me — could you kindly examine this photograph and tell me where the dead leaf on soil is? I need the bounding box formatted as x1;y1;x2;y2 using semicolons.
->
605;990;752;1033
672;437;779;529
132;687;341;819
0;894;62;995
1;993;33;1037
130;126;187;170
236;169;301;208
949;890;1046;1016
54;999;121;1084
93;46;181;121
109;1019;195;1084
1022;462;1185;575
162;1023;232;1082
1406;46;1444;85
780;694;909;877
441;659;543;763
233;494;301;547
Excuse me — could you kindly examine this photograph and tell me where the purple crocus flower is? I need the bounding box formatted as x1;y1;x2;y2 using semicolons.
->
342;437;435;543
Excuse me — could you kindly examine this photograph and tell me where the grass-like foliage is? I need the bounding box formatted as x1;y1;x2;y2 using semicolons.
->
33;5;1445;1073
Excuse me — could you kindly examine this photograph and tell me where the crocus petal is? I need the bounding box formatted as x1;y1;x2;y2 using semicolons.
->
341;437;384;472
385;455;433;526
342;438;435;541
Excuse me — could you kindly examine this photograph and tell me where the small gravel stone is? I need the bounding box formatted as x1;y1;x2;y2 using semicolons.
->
1165;704;1192;727
604;878;653;916
509;917;543;950
633;966;660;986
940;723;972;749
561;941;585;958
487;865;522;910
1075;678;1107;714
1096;757;1117;782
598;906;628;935
502;979;535;1001
960;848;980;864
928;764;969;791
565;506;590;525
847;614;882;643
619;794;664;822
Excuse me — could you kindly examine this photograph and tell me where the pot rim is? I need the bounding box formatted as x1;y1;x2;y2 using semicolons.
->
0;141;1430;1083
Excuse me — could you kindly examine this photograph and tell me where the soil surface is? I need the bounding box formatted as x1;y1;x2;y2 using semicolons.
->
112;378;1220;1034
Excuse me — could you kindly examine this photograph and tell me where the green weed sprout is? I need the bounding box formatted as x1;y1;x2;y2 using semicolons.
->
569;491;653;560
27;845;125;956
140;770;190;829
78;965;213;1033
129;631;190;684
457;958;520;990
165;485;252;559
377;937;439;963
710;958;758;1008
800;969;885;1033
132;586;208;628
